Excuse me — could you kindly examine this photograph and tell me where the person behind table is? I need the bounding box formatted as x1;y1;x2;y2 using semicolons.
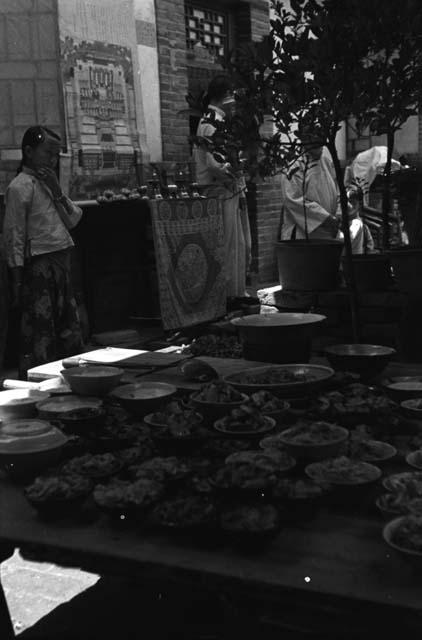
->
3;125;84;375
192;75;252;299
280;136;369;253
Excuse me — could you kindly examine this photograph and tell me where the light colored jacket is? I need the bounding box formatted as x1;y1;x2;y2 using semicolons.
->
281;149;339;239
4;168;82;268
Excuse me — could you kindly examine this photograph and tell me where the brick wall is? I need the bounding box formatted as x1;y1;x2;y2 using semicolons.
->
155;0;281;283
247;0;282;284
250;2;271;41
155;0;190;162
255;175;282;282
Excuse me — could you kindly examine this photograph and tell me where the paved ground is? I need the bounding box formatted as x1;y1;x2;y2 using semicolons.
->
1;550;99;635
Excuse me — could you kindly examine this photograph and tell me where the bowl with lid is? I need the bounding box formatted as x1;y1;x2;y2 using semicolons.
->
0;419;67;479
0;389;49;421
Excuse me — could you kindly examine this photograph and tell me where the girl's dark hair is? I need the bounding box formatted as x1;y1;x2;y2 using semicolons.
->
201;75;233;112
18;125;61;173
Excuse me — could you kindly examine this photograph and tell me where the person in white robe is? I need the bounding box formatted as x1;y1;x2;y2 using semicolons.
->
192;76;251;298
281;145;370;254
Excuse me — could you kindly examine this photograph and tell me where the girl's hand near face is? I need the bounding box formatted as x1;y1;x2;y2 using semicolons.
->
37;166;62;199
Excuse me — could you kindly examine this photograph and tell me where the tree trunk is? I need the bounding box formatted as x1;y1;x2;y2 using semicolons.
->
382;129;395;250
328;143;361;343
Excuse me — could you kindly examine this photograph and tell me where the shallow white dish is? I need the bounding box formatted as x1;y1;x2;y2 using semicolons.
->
231;313;326;328
36;395;103;419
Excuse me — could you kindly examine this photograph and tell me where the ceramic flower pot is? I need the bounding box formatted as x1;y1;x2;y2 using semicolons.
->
275;240;344;291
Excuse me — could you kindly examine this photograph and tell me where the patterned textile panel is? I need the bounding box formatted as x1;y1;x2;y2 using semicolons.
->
150;197;226;330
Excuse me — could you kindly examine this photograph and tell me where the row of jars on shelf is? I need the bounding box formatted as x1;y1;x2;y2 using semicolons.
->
96;176;203;204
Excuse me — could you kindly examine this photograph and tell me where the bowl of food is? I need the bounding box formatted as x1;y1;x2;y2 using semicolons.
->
349;439;397;465
128;455;191;485
316;383;397;428
213;406;276;437
324;344;395;380
277;421;349;461
375;493;413;520
408;498;422;517
147;494;217;534
305;456;382;490
246;390;290;427
382;471;422;495
219;502;281;548
383;515;422;567
406;450;422;470
150;422;209;455
93;477;165;523
190;381;248;426
25;473;93;519
400;398;422;420
110;382;177;417
223;364;334;398
60;366;124;396
383;378;422;402
0;419;67;479
272;477;331;519
57;406;106;434
259;432;288;451
224;449;295;487
143;400;203;429
62;452;123;479
0;389;49;421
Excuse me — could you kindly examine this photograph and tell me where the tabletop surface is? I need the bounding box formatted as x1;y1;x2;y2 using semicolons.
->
0;474;421;612
4;355;422;616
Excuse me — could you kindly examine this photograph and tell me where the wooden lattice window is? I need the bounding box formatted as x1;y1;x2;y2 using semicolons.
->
185;3;228;58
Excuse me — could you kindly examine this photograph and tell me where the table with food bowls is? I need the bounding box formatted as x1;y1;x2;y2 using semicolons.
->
2;352;422;637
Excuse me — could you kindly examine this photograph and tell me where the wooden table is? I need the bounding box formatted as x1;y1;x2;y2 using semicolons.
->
2;356;422;637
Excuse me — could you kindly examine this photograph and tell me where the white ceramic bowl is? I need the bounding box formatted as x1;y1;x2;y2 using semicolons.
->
60;366;124;396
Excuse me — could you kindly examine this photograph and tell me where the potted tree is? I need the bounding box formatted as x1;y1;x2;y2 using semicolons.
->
239;0;379;340
348;0;422;295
